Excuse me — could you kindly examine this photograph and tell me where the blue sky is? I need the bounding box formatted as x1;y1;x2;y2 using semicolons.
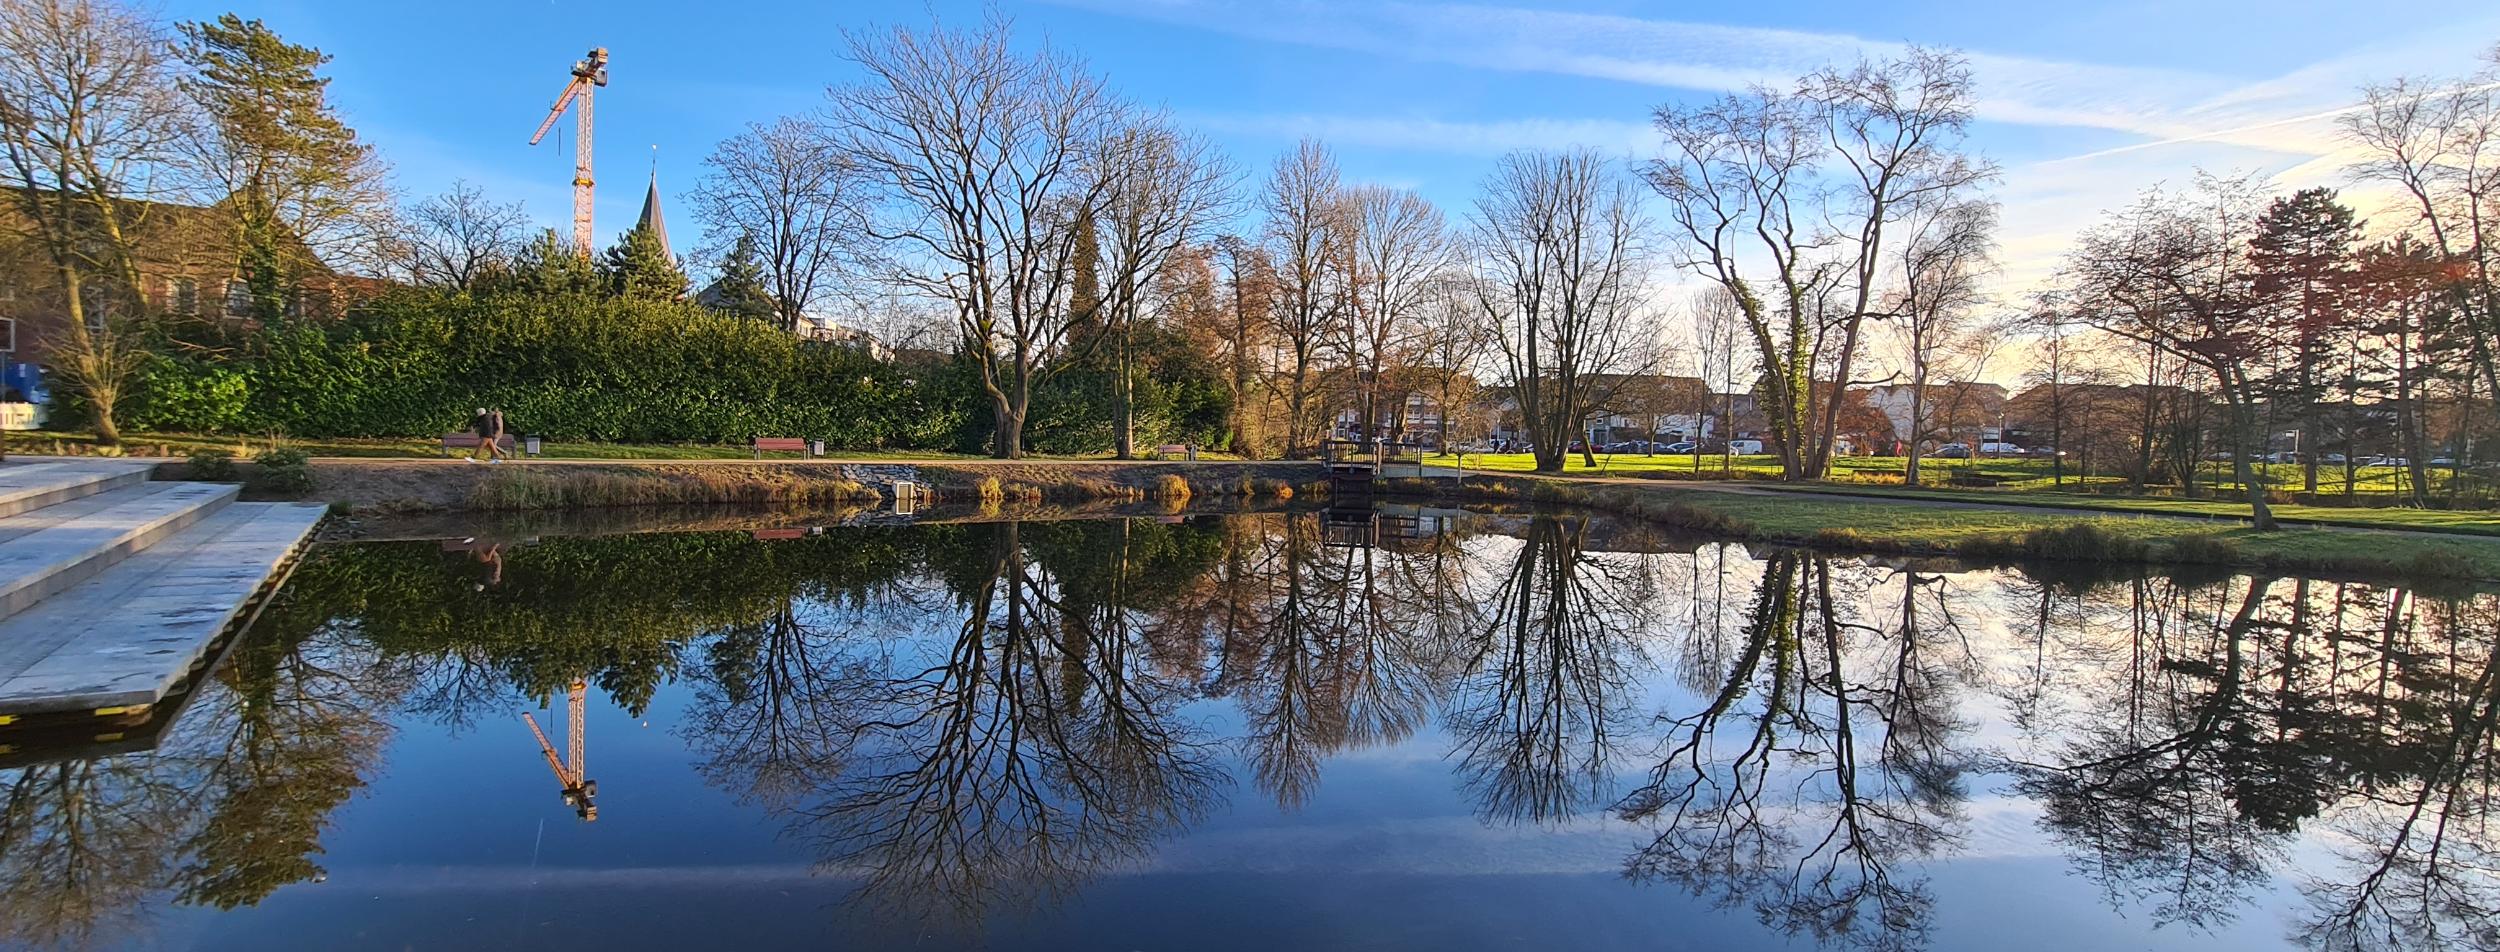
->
159;0;2500;288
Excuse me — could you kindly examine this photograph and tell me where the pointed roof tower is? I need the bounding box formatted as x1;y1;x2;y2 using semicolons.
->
635;167;674;266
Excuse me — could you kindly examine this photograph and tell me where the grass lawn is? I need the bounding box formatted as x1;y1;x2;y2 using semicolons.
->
1449;476;2500;582
1430;451;2500;531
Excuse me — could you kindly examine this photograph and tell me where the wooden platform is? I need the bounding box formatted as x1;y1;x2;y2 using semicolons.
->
0;461;324;724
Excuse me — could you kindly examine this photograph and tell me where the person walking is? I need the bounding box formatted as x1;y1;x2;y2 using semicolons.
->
465;406;507;464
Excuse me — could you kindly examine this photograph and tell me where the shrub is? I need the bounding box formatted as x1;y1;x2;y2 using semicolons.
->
125;354;251;433
187;448;239;482
2402;548;2478;580
252;447;316;496
1151;473;1192;501
1967;522;2150;563
2165;532;2242;565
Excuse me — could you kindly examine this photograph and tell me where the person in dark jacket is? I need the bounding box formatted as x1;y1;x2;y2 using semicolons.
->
465;407;508;464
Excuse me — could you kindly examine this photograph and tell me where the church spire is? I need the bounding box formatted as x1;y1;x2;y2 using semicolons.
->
636;158;673;266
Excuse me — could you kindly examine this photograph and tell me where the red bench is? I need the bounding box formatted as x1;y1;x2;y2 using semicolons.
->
442;433;516;456
752;437;814;458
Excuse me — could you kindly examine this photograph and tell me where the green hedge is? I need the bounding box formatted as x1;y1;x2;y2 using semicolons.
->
115;287;1235;453
128;289;970;448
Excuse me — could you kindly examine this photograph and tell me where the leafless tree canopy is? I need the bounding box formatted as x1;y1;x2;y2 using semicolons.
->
691;116;864;332
1260;138;1350;456
1469;148;1659;472
1647;48;1991;480
0;0;190;442
394;180;528;291
823;17;1126;457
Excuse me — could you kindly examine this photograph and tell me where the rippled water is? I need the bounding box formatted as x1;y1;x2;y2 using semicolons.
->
1;507;2493;951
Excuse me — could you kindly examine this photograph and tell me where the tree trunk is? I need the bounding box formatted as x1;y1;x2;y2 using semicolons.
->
1114;322;1135;460
991;394;1025;460
2224;386;2276;530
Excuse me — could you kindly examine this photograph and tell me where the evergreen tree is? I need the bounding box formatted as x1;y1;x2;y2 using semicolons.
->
496;229;601;297
707;233;778;324
603;225;688;302
178;15;386;320
2248;188;2361;494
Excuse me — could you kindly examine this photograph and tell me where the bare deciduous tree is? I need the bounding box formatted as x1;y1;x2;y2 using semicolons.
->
1336;184;1449;445
0;0;190;443
1091;119;1233;457
2064;173;2283;529
1689;287;1752;474
1261;138;1349;457
1649;48;1988;480
691;115;861;333
1884;198;1996;486
395;180;528;290
1470;148;1659;473
2341;58;2500;436
825;19;1123;458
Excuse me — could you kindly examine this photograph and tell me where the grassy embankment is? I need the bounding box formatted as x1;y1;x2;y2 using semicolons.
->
1431;450;2492;496
1383;473;2500;583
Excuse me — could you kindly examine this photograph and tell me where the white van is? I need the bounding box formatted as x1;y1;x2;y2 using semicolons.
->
1727;439;1765;455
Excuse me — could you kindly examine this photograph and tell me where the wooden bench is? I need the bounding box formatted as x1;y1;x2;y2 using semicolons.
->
752;437;815;458
442;433;516;456
1153;443;1191;460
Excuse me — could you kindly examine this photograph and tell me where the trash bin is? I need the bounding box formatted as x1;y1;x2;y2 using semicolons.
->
524;436;542;456
810;439;826;457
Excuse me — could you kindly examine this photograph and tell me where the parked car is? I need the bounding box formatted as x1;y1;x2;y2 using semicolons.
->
2429;456;2461;468
1662;441;1698;454
2263;451;2304;464
1979;441;2024;457
2320;453;2348;464
1932;442;1971;459
2027;446;2066;458
1726;439;1765;456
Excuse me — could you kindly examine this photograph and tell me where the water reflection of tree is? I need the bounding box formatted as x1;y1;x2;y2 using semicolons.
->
0;590;401;948
1616;553;1973;952
671;520;1225;930
2012;574;2292;929
2292;589;2500;951
2009;573;2500;947
1212;513;1455;808
1447;514;1645;824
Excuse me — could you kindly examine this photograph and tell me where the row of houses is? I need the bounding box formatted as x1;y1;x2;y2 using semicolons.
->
1332;371;2242;458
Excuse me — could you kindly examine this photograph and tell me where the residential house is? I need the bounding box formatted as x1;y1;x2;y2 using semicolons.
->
0;192;367;366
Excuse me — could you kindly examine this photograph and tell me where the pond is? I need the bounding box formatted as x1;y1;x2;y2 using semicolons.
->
0;506;2493;951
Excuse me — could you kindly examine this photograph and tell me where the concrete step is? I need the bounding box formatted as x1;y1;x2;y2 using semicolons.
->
0;481;240;620
0;501;327;718
0;460;154;519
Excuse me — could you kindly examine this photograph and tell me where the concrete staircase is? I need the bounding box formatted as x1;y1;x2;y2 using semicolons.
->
0;460;326;722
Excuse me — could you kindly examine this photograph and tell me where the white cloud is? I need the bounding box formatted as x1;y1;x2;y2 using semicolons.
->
1189;113;1658;156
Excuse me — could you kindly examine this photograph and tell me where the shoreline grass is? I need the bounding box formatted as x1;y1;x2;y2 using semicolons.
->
1384;473;2500;583
1428;450;2498;501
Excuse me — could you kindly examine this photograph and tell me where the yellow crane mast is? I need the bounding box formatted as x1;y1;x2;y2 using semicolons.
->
521;679;597;821
528;47;609;257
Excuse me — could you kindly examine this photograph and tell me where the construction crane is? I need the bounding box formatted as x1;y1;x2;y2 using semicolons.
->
521;679;598;821
528;47;610;257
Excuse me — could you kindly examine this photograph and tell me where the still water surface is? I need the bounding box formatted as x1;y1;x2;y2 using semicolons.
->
1;508;2493;951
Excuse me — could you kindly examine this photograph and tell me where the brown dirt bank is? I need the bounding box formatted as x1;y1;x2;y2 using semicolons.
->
258;458;1329;513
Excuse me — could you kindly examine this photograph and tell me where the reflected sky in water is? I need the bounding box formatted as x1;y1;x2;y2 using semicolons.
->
1;508;2493;951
